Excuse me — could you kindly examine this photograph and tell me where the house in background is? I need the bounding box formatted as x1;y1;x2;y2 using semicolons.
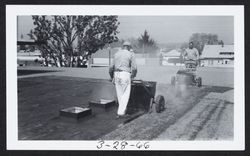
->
200;44;234;67
90;47;119;67
161;49;183;66
17;39;43;66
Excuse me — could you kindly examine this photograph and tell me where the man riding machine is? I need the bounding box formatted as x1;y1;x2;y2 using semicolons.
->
171;42;202;87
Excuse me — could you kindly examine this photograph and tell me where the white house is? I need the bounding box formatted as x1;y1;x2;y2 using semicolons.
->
17;39;43;66
161;49;182;66
200;45;234;67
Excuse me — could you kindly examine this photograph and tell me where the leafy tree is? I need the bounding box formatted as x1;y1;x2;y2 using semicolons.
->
138;30;157;48
137;30;158;54
29;15;119;67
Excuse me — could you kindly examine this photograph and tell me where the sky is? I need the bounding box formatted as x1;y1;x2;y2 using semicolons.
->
17;16;234;44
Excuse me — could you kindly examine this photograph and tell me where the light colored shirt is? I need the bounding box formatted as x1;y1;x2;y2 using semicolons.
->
184;48;199;61
109;49;137;78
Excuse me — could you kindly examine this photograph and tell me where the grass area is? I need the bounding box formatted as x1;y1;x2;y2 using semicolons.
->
17;69;57;76
18;75;233;140
18;76;119;140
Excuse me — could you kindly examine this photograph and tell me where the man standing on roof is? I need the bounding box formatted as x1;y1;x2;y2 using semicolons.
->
109;41;137;118
183;41;200;66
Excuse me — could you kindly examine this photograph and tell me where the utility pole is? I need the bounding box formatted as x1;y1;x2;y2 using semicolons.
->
108;44;111;66
142;43;145;57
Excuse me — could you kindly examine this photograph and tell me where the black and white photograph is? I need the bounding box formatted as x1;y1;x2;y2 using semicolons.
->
6;5;244;150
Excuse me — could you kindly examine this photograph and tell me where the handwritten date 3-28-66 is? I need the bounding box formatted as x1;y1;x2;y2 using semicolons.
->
96;140;150;150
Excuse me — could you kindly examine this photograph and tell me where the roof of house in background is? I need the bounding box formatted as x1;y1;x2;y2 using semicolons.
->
17;50;41;56
162;49;180;57
201;45;234;59
17;39;47;45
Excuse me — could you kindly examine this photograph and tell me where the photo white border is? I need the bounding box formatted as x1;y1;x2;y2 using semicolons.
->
6;5;245;150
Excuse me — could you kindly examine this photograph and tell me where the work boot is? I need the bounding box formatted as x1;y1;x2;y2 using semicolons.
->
116;114;130;119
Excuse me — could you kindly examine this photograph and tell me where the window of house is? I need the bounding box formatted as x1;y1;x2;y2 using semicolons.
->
219;52;234;55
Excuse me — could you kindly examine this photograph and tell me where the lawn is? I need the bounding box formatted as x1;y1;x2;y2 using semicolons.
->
18;75;233;140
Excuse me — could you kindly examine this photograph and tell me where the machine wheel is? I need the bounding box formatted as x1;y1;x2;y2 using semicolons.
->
171;76;176;86
155;95;165;113
196;77;202;87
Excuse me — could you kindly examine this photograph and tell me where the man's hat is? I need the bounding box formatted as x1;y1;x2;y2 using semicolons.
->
123;41;131;46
